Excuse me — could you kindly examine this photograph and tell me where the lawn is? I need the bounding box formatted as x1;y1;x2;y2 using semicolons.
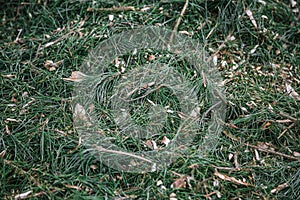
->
0;0;299;199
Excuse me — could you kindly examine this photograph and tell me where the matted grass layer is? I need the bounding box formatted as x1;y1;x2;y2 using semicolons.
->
1;0;299;199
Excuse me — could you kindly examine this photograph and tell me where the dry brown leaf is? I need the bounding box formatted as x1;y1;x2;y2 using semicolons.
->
171;177;186;189
144;140;153;149
148;54;155;61
261;121;271;129
90;165;97;170
161;136;170;146
44;60;63;71
214;171;252;186
63;71;86;82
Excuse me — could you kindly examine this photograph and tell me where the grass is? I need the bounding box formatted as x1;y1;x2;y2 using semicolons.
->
1;0;299;199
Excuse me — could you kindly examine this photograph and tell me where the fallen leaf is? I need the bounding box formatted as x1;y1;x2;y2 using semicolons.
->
261;121;271;129
148;54;155;61
161;136;170;146
63;71;86;82
90;165;97;170
44;60;63;71
156;180;163;186
171;176;188;189
144;140;153;149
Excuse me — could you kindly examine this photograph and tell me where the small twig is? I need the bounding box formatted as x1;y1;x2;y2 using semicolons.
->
43;32;73;48
87;6;135;12
67;137;82;154
277;122;295;139
3;159;41;187
125;84;166;102
222;131;300;161
212;165;242;171
199;101;222;125
93;145;153;164
169;0;189;45
246;143;299;161
207;32;232;63
278;111;298;122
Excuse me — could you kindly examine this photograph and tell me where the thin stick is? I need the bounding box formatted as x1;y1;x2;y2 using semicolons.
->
277;122;295;139
222;131;300;161
278;111;298;122
207;32;232;63
93;145;153;164
125;84;166;102
87;6;135;12
245;143;299;161
169;0;189;45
